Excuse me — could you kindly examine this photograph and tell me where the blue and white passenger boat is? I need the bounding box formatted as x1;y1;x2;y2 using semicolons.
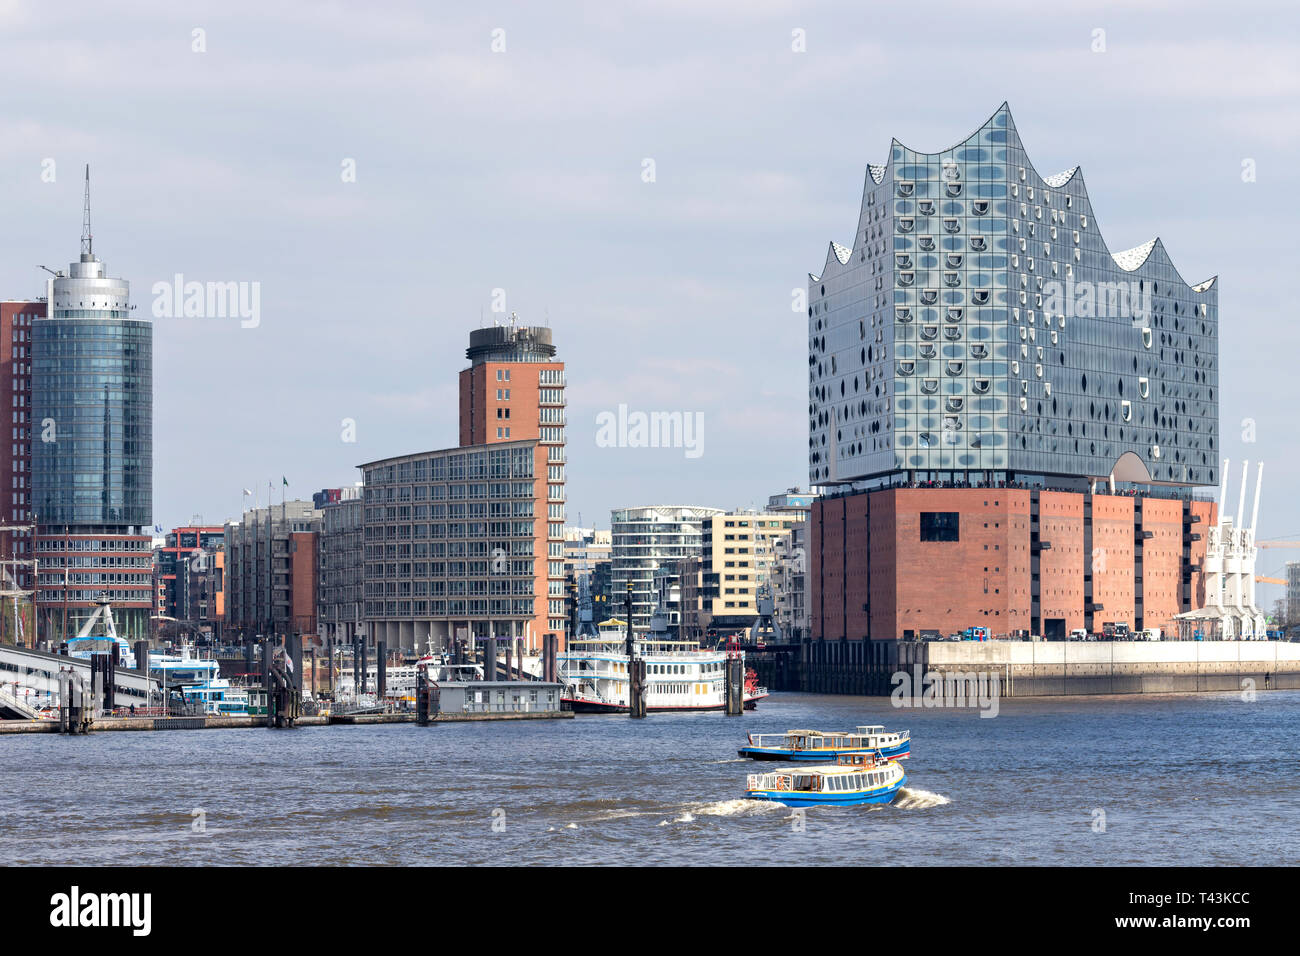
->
149;645;250;716
738;725;910;761
744;751;907;807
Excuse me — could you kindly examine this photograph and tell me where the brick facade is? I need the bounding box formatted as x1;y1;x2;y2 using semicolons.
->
810;487;1217;641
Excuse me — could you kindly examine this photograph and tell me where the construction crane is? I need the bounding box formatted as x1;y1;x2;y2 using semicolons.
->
1253;541;1300;588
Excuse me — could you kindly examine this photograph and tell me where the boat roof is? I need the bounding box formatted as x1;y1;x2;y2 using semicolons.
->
784;727;891;736
768;760;889;775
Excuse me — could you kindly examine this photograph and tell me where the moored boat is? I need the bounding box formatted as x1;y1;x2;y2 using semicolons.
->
738;725;910;761
745;750;906;807
558;621;767;713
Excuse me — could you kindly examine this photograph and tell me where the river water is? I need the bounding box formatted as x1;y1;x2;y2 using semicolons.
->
4;690;1296;866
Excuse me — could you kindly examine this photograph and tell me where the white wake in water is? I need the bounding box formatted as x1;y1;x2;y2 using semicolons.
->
658;812;696;826
687;798;786;818
893;787;951;810
709;758;748;764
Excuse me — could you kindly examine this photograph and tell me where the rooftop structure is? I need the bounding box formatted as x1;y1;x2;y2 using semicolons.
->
808;104;1217;491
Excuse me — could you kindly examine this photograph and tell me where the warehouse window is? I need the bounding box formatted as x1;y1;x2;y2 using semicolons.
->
920;512;960;542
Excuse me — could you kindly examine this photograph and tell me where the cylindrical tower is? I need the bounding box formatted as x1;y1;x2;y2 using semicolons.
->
33;251;152;528
31;170;154;644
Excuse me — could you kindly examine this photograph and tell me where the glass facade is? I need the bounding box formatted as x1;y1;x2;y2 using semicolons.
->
809;104;1218;488
33;251;152;528
609;505;723;631
32;318;152;525
361;442;547;638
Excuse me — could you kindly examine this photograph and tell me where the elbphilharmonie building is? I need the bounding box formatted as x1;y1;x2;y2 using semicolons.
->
808;104;1218;490
803;106;1224;664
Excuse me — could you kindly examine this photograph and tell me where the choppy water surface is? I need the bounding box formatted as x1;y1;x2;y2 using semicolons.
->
4;691;1297;865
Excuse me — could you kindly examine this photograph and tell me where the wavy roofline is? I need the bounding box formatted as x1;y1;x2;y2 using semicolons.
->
813;104;1217;296
889;101;1011;158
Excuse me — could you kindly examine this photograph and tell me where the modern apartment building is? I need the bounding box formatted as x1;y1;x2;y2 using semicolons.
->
225;500;321;640
564;526;612;630
683;511;802;639
806;106;1220;650
318;490;363;649
182;546;225;640
770;523;808;641
609;505;721;632
155;525;224;619
361;320;566;653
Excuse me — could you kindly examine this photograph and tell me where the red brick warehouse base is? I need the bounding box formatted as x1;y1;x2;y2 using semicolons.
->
809;487;1215;641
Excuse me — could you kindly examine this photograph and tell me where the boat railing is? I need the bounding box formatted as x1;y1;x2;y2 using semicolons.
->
897;729;910;742
746;774;759;790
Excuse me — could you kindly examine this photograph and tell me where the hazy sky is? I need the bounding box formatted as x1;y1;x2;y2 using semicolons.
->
2;1;1297;593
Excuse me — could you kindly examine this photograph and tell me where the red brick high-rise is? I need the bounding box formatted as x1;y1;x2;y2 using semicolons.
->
458;319;565;449
361;318;567;654
0;301;41;638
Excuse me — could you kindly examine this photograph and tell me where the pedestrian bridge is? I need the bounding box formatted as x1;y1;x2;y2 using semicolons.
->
0;643;159;714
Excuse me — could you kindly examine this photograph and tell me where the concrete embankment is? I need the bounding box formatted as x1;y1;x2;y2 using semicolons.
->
0;710;573;734
901;640;1300;697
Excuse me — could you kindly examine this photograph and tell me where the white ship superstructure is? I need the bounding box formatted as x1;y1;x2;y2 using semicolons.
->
557;627;765;712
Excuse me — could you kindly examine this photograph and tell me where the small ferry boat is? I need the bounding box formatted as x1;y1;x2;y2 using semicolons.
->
150;646;250;716
738;725;910;761
745;751;907;807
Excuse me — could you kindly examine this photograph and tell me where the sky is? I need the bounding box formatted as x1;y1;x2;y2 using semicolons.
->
1;1;1298;594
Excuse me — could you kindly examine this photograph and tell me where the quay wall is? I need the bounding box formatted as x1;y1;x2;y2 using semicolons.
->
913;641;1300;696
749;641;1300;697
0;710;573;734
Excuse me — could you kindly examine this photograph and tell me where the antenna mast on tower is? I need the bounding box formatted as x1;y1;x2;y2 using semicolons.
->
81;164;93;258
